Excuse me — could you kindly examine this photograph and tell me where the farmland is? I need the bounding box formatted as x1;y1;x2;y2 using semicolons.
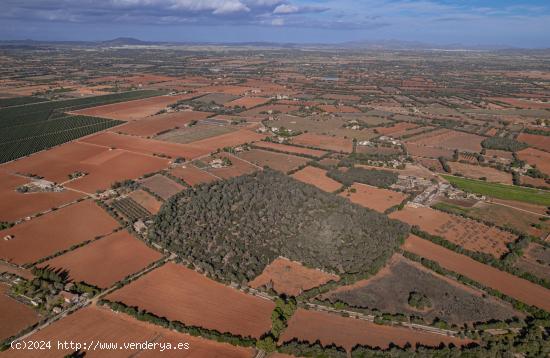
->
390;205;515;258
0;115;124;164
448;162;512;184
249;257;340;296
341;183;407;213
432;200;550;238
0;284;40;342
517;147;550;176
115;111;212;137
252;141;328;158
106;263;275;338
128;189;162;214
237;149;309;173
515;243;550;282
2;43;550;356
39;230;162;288
169;165;219;186
203;152;258;179
403;235;550;312
517;133;550;153
0;199;119;265
291;166;342;192
0;171;83;222
80;131;209;159
72;93;194;120
155;123;238;144
141;174;185;200
2;140;169;194
0;90;163;129
279;308;471;351
442;175;550;206
291;133;353;153
2;305;253;358
325;255;520;325
405;129;484;152
225;96;270;108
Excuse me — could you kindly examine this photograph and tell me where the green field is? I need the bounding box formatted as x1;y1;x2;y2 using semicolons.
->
0;90;164;129
0;115;124;164
442;175;550;207
0;96;48;108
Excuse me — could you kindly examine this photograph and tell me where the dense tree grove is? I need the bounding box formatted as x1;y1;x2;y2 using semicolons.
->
150;170;408;283
327;167;399;188
481;137;528;152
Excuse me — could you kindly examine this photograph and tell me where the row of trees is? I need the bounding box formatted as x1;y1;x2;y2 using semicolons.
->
481;137;528;152
327;167;398;188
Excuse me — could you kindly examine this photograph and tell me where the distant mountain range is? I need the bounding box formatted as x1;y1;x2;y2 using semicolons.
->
0;37;545;51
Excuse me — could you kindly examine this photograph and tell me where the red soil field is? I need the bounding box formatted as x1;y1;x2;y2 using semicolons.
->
448;162;512;184
249;257;339;296
0;199;119;265
517;148;550;176
141;174;185;200
517;133;550;152
0;284;40;341
390;205;515;258
342;183;406;213
291;133;353;153
206;152;259;180
66;150;169;194
106;263;275;338
125;73;177;85
128;189;162;214
403;235;550;312
252;141;327;158
0;171;83;222
3;305;253;358
224;96;271;109
185;129;266;152
322;93;361;101
3;141;116;184
196;85;253;95
240;104;300;118
374;122;419;135
115;111;212;137
405;129;484;152
279;308;470;351
169;165;219;186
40;230;162;288
489;97;550;110
237;149;309;173
72;94;194;121
485;149;514;161
80;132;209;159
490;198;549;216
405;143;454;159
2;141;169;194
291;166;342;192
318;104;360;113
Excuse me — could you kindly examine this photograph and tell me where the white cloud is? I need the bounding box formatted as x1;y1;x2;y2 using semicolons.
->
273;4;298;14
271;17;285;25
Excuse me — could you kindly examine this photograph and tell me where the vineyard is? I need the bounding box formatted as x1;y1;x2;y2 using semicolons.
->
111;197;152;222
0;96;47;108
0;90;163;128
0;115;124;164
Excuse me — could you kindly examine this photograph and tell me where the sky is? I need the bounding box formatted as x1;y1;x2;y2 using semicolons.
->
0;0;549;47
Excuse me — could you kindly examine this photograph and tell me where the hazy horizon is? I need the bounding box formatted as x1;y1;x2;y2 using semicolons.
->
1;0;549;48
